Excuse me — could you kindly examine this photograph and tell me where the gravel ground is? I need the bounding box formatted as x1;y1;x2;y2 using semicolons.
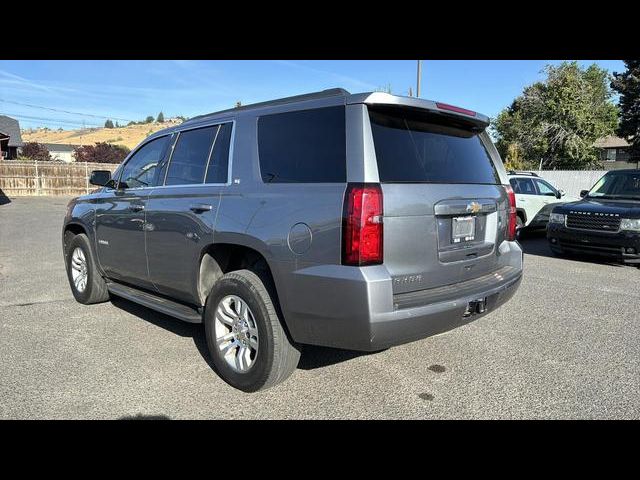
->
1;196;639;419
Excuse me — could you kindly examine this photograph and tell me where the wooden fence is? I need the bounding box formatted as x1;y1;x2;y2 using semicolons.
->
0;161;120;196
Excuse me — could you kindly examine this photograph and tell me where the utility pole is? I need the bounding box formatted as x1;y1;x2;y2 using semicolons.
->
416;60;422;98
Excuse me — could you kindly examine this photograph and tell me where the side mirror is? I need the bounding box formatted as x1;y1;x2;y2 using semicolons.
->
89;170;111;187
557;189;565;199
580;190;589;198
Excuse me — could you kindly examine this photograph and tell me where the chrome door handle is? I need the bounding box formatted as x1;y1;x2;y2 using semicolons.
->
129;204;145;212
190;203;213;213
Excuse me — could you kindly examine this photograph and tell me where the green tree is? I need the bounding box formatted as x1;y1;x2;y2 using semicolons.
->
156;111;165;123
104;119;114;128
145;116;154;124
492;61;618;169
611;60;640;160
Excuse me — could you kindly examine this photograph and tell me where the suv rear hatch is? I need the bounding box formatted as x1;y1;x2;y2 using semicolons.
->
366;104;511;296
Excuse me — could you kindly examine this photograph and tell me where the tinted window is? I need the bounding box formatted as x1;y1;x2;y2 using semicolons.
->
369;109;499;184
511;177;535;194
118;136;169;189
535;179;557;196
258;106;346;183
165;126;217;186
205;123;232;184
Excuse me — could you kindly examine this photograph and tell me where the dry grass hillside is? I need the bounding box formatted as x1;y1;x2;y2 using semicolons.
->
22;119;184;150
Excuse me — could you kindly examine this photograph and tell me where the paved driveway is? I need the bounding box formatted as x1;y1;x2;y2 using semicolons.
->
1;196;639;419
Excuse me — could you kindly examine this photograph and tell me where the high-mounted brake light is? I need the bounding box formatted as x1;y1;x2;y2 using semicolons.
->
342;183;383;266
435;102;476;117
504;184;517;241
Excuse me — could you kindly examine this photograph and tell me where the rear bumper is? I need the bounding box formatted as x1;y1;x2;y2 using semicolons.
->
282;242;523;351
547;223;640;263
368;271;521;350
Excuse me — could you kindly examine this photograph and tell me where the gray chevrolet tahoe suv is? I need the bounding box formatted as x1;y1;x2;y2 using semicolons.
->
62;88;523;392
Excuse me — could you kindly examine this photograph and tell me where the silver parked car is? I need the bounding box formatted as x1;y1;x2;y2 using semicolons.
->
62;88;523;391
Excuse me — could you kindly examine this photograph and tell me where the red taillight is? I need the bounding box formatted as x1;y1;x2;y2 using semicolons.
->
342;183;383;266
504;184;517;241
435;102;477;117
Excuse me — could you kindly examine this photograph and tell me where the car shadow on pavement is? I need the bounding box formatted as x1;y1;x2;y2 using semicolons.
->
519;229;625;267
109;295;377;372
0;188;11;206
298;345;380;370
109;296;216;371
120;413;171;420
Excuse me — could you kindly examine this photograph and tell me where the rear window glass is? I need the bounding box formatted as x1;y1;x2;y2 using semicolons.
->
369;109;499;184
258;106;346;183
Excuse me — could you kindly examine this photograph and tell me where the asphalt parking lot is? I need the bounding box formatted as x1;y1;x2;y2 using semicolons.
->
1;195;639;419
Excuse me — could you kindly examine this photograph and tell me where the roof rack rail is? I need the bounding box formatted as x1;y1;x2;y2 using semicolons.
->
508;170;539;177
183;88;350;124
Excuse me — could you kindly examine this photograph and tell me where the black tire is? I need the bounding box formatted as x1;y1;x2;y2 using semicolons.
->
65;233;110;304
516;216;525;239
549;245;564;257
204;269;300;392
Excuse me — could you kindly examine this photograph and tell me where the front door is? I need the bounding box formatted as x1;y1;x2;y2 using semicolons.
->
94;135;171;289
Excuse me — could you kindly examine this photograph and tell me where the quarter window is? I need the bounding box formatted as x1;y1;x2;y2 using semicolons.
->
205;123;233;184
165;126;218;186
257;106;346;183
118;136;170;189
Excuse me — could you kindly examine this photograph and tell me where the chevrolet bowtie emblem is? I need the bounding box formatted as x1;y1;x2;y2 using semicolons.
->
467;202;482;214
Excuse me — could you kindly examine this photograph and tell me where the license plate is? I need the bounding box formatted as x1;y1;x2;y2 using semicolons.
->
452;216;476;243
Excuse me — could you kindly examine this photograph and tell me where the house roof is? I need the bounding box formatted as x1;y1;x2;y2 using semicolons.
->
43;143;76;152
594;135;631;149
0;115;23;147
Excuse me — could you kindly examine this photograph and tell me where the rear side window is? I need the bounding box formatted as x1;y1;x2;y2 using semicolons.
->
369;109;499;184
511;177;535;194
165;126;217;186
258;106;346;183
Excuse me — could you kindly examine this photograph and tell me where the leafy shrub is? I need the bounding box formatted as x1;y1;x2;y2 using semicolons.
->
73;142;130;164
21;142;52;162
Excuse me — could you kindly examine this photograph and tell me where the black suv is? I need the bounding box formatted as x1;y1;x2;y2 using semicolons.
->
547;169;640;265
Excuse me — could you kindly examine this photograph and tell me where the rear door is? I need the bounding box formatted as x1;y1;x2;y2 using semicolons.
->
145;122;232;306
510;177;541;225
367;106;510;295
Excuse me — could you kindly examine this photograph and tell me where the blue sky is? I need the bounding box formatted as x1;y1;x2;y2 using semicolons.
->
0;60;626;130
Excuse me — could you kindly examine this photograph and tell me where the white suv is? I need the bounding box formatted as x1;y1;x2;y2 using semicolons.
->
507;171;578;234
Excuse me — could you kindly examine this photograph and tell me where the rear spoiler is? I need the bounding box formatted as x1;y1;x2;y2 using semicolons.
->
348;92;490;132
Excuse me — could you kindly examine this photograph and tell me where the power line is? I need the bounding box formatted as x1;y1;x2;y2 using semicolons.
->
0;98;134;122
1;112;103;128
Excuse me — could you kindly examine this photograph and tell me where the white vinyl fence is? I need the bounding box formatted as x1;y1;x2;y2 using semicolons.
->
536;170;607;198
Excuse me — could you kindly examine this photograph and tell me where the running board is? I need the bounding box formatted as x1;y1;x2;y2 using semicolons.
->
106;282;203;323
